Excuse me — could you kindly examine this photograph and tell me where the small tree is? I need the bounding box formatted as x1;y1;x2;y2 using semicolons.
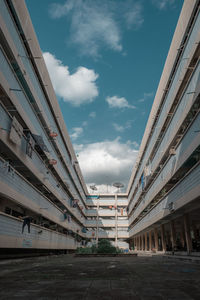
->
97;239;117;254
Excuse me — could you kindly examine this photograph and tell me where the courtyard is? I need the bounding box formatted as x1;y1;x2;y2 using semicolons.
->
0;254;200;299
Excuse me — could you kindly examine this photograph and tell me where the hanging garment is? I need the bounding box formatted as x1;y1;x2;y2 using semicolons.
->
63;212;67;220
22;216;32;233
26;133;35;158
32;134;49;153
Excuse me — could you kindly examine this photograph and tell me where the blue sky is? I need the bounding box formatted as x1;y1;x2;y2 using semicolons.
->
26;0;183;193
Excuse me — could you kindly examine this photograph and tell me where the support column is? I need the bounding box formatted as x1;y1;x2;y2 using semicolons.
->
141;234;144;251
136;237;138;250
170;220;176;251
138;236;141;250
145;232;148;251
134;237;137;250
180;226;185;249
160;224;166;252
149;230;152;251
154;228;159;251
183;214;192;254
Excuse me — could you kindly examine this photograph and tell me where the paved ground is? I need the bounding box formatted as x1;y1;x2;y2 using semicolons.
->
0;254;200;299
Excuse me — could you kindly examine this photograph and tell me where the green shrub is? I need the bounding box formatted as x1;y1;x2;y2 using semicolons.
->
76;239;123;254
97;239;117;254
76;247;92;254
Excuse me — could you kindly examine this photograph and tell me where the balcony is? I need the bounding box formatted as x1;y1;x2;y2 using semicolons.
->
0;159;84;236
129;113;200;225
129;163;200;237
85;219;129;228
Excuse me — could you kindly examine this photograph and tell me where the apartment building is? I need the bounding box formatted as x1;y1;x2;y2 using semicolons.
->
127;0;200;255
0;0;199;255
0;0;89;252
85;194;129;249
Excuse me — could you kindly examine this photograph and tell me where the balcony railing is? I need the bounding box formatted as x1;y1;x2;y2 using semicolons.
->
0;212;79;249
129;163;200;237
129;111;200;225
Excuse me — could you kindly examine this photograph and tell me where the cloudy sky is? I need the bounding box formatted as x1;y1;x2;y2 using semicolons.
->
26;0;183;193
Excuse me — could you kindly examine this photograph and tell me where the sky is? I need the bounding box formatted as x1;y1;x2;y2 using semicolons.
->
26;0;184;193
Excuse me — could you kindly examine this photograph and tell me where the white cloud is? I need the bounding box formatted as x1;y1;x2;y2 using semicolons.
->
106;96;136;109
70;127;83;140
124;2;144;29
113;123;124;132
74;137;138;191
129;141;139;148
87;183;120;194
138;92;154;103
89;112;96;118
49;0;122;57
125;120;134;128
152;0;175;10
112;120;133;132
49;0;144;57
82;121;88;127
43;52;98;106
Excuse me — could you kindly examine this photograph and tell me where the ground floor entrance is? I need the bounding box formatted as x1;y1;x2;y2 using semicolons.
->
131;206;200;255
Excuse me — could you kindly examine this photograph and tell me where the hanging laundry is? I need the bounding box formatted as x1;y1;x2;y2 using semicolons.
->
26;133;35;158
121;208;123;216
21;216;33;234
72;201;77;208
32;134;49;153
141;173;145;190
63;210;67;220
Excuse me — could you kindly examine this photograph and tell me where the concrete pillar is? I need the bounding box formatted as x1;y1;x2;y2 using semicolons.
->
141;234;144;251
160;224;166;252
183;214;192;254
192;222;198;240
180;226;185;249
149;230;152;251
154;228;159;251
145;232;148;251
170;220;176;251
138;236;141;250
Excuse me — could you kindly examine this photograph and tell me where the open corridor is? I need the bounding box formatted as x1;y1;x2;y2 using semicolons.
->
0;255;200;299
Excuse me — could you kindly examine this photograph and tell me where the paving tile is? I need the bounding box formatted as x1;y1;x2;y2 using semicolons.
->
0;255;200;299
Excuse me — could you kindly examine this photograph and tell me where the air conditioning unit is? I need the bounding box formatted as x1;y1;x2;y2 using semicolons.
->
169;148;176;155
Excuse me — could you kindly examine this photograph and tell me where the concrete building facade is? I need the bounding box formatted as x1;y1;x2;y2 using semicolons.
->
127;0;200;255
0;0;199;255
